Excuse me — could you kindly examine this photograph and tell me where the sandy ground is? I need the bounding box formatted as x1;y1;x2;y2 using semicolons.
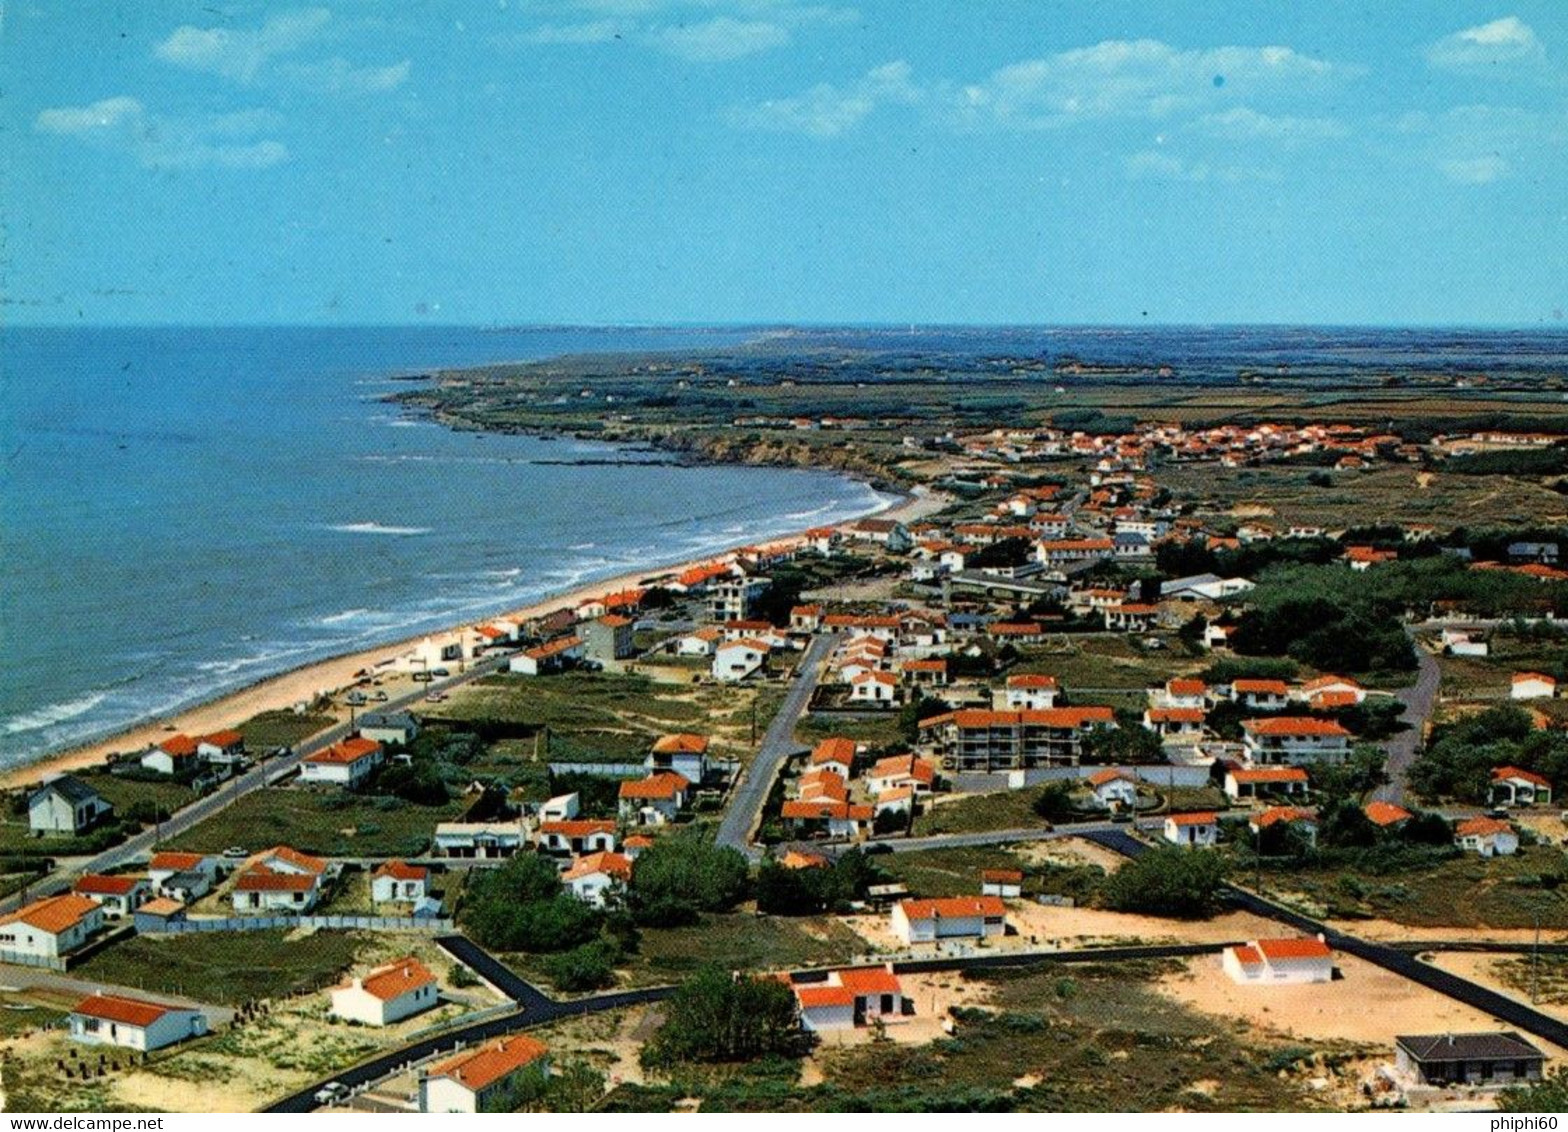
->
4;487;951;791
1426;951;1568;1027
1330;920;1568;946
1014;836;1129;874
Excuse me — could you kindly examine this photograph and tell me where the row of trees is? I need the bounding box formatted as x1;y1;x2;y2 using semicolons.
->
1408;704;1568;805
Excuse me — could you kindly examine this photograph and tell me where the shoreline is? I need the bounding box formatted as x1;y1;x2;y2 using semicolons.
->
1;481;949;790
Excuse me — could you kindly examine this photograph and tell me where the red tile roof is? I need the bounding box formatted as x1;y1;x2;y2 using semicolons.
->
834;966;903;995
539;820;616;838
1006;674;1059;689
305;737;383;765
652;732;710;754
373;860;429;881
1363;801;1415;826
1256;937;1332;961
158;734;199;757
200;729;244;749
1243;717;1350;737
562;851;633;882
618;772;689;801
1167;811;1217;826
1456;817;1513;837
344;957;436;1002
74;874;145;896
1;893;99;934
149;851;208;872
898;896;1006;920
1492;765;1551;788
427;1034;549;1091
811;737;857;766
1228;766;1309;784
72;994;177;1028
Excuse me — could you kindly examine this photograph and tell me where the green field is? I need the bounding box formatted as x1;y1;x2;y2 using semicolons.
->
166;787;464;858
912;789;1054;837
238;711;337;751
75;930;366;1005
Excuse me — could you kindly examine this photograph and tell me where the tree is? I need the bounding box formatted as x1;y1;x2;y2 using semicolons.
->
899;690;952;743
1102;847;1226;918
755;863;819;916
628;832;750;926
544;939;622;992
460;852;603;953
1497;1066;1568;1112
537;1061;608;1113
1317;798;1379;849
1081;718;1163;765
1032;782;1078;823
640;966;813;1070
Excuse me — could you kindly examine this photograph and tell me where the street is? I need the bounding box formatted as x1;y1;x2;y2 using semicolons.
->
1369;626;1443;806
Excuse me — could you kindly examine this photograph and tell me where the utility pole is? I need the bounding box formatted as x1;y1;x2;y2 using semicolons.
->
1532;909;1542;1004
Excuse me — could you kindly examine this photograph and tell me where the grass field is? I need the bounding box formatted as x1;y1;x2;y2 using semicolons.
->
75;769;198;817
911;788;1053;837
166;787;464;858
75;930;366;1005
874;845;1037;899
795;712;907;749
238;711;336;751
1012;636;1206;691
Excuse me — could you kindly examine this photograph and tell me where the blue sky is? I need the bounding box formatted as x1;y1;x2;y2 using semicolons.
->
3;1;1565;326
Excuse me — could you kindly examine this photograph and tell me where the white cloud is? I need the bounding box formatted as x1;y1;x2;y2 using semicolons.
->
646;16;789;61
1426;16;1545;70
280;57;412;94
1392;103;1560;184
731;60;918;136
951;39;1338;129
1193;106;1347;141
35;97;289;169
1440;155;1510;183
156;7;332;82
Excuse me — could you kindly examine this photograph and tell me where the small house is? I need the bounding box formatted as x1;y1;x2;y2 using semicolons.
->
617;773;689;826
713;639;769;683
890;896;1007;945
330;957;439;1027
562;851;633;908
140;734;200;777
1455;817;1519;857
420;1034;550;1114
789;965;909;1032
1163;812;1219;848
1086;768;1140;810
299;736;384;788
1394;1032;1544;1088
1221;937;1334;984
68;994;207;1052
0;893;104;962
371;860;431;904
1511;672;1557;701
73;874;151;917
536;820;617;857
357;711;419;746
980;869;1023;898
1223;765;1309;801
28;775;112;837
434;821;524;859
646;733;710;784
1490;766;1552;807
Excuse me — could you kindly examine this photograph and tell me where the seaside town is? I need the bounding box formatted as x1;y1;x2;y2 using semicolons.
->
2;408;1567;1114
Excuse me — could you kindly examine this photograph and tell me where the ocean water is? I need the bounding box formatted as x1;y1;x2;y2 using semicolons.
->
0;326;891;768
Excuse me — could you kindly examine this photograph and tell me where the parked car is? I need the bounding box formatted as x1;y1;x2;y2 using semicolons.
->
314;1082;348;1106
222;846;249;859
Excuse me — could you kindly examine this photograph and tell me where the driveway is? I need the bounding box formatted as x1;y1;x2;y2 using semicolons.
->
1369;629;1442;806
715;633;838;856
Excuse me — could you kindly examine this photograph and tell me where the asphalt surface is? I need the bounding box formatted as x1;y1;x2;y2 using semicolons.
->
435;934;551;1009
0;655;509;914
1369;627;1442;806
715;633;839;856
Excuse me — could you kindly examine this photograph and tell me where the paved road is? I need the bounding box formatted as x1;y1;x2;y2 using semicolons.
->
0;657;510;915
715;633;838;856
434;935;552;1010
0;963;234;1027
1370;628;1442;806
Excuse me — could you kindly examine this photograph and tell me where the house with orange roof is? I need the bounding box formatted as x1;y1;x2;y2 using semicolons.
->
508;634;585;676
1490;766;1553;807
330;956;439;1027
1001;673;1060;711
371;860;431;905
299;736;384;788
1163;812;1219;848
420;1033;551;1114
787;964;909;1032
790;604;825;633
850;669;900;704
674;625;725;656
647;732;711;784
1363;800;1414;829
67;993;207;1052
1143;706;1207;743
197;728;247;765
891;895;1007;945
809;737;858;777
712;638;769;683
899;657;950;687
140;733;201;777
1511;672;1558;701
1157;677;1210;710
779;849;829;870
623;834;654;858
230;846;330;913
618;773;690;826
1241;717;1352;765
1297;675;1365;706
1230;679;1291;711
73;874;152;918
1086;768;1140;810
1247;807;1319;845
980;869;1024;899
148;851;219;901
0;893;104;963
865;754;937;798
1223;765;1310;801
536;820;617;857
779;799;875;840
561;851;633;907
917;707;1116;772
1221;937;1333;985
1456;817;1519;857
799;769;849;803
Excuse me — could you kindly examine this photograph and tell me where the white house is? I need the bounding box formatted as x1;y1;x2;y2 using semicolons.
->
435;821;525;859
1512;672;1558;701
67;994;207;1053
1297;675;1365;707
890;896;1007;945
646;733;710;784
980;869;1023;898
789;965;909;1032
539;792;580;823
536;819;618;856
357;711;420;746
850;670;899;703
1221;937;1334;985
299;737;384;788
1490;766;1553;807
1241;718;1352;765
562;851;633;908
330;957;439;1026
810;737;857;778
1156;678;1209;710
1001;674;1059;710
28;775;112;837
1163;812;1219;848
420;1034;551;1114
509;635;585;676
1231;679;1290;711
196;728;247;767
371;860;431;904
713;639;769;683
0;894;104;962
72;874;151;917
1455;817;1519;857
147;852;219;901
865;754;936;797
140;734;201;777
674;627;724;656
1086;768;1140;810
617;773;689;826
231;846;330;912
1223;765;1310;801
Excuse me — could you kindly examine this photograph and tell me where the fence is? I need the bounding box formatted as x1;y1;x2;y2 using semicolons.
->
545;762;644;779
139;913;455;935
1005;764;1212;790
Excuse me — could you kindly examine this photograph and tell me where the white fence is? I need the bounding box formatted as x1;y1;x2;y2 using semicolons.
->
138;913;455;935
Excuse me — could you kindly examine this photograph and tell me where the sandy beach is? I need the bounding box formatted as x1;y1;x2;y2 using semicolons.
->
2;485;950;790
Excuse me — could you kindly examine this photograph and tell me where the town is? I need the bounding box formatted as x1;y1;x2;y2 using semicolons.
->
2;411;1567;1115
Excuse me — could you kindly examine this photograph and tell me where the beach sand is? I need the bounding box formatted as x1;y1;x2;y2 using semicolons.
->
3;486;950;790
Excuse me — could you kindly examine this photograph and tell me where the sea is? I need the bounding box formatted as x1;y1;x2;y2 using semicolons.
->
0;326;893;769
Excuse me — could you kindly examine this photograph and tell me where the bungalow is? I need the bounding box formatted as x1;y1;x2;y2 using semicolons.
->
140;734;200;777
790;604;825;633
509;635;584;676
371;861;431;904
1163;812;1219;848
1104;602;1159;631
810;737;858;778
900;658;950;687
891;896;1007;945
713;639;769;683
1241;717;1352;765
988;622;1046;645
618;773;690;826
789;965;909;1032
980;869;1024;898
67;994;207;1053
623;835;654;859
536;820;618;857
1223;765;1310;801
1002;673;1060;710
850;670;899;704
330;957;440;1026
1231;679;1290;711
647;732;710;784
231;846;330;913
435;821;525;859
1511;672;1558;701
1297;675;1365;707
1248;807;1319;845
419;1034;551;1114
540;793;579;823
674;627;724;656
1363;800;1414;829
73;874;151;917
844;518;913;553
299;736;384;788
1394;1032;1544;1088
779;800;874;840
147;852;219;901
1221;937;1333;984
0;894;104;963
562;851;633;908
1455;816;1519;857
1158;678;1209;710
196;729;247;765
865;754;937;797
1086;768;1140;810
27;775;112;837
357;711;419;746
872;785;916;819
1143;707;1206;742
1490;766;1553;807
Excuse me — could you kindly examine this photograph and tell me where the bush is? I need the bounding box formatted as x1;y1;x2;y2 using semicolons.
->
640;966;813;1070
545;939;622;992
460;852;603;953
1102;847;1226;918
629;832;750;926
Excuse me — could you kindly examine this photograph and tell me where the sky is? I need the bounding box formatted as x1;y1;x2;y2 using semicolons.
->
2;1;1566;326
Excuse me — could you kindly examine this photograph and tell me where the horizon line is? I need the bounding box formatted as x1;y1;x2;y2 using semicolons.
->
6;319;1568;333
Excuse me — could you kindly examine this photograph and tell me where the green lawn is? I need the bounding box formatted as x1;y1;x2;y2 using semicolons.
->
876;844;1036;899
796;712;907;750
912;787;1056;837
75;769;198;816
166;787;464;858
1012;636;1205;691
238;711;336;751
74;930;367;1005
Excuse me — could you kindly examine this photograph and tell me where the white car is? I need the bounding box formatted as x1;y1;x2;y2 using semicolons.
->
314;1082;348;1106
